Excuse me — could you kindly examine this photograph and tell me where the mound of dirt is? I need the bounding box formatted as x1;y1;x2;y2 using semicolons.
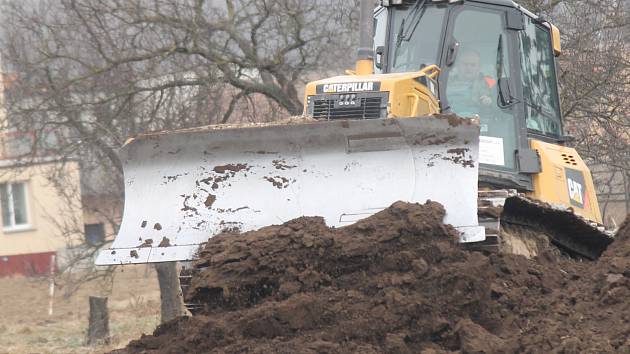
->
113;202;630;354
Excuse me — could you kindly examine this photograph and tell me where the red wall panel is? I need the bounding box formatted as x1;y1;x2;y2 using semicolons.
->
0;252;56;277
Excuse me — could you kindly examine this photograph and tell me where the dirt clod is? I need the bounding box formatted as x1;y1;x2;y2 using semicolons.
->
158;237;171;248
139;239;153;248
264;176;290;189
213;164;249;174
204;195;216;208
113;202;630;354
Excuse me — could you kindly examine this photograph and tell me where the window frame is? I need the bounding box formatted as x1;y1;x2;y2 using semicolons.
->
1;181;32;232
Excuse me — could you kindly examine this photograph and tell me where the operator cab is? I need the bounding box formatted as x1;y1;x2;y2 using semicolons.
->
374;0;563;191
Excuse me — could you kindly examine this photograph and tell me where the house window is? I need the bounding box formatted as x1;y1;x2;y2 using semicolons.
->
0;182;29;230
85;223;105;246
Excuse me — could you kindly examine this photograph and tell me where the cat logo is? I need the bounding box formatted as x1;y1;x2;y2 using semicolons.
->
567;178;583;205
565;168;586;209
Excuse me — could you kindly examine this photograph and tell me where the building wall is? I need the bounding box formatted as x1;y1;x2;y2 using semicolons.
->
0;160;84;258
0;66;86;276
82;193;123;244
591;163;629;228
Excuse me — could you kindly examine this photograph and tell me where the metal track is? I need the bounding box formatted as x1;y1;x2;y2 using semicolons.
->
501;195;614;260
179;264;204;315
467;190;615;260
465;189;516;253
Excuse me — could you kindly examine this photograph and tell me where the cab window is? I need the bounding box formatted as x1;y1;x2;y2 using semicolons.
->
443;7;516;170
373;7;387;74
519;17;562;136
389;6;447;72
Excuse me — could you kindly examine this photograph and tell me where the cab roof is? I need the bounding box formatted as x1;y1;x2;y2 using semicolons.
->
394;0;517;9
391;1;535;19
469;0;517;7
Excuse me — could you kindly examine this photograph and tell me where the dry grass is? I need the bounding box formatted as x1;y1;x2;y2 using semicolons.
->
0;265;161;354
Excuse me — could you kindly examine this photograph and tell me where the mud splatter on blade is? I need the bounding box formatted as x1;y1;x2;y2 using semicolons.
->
96;116;484;265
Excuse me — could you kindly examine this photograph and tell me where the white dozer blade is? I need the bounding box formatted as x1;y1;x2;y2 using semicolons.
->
96;116;484;265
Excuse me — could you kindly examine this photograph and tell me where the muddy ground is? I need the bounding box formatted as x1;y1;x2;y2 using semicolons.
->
0;265;160;354
114;201;630;353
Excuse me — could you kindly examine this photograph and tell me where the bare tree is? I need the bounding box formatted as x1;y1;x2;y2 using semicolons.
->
0;0;359;321
553;0;630;224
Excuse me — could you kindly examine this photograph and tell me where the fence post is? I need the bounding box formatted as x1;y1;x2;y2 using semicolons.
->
87;296;110;345
47;254;56;316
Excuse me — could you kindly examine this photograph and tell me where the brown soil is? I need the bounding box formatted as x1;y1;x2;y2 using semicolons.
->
113;201;630;354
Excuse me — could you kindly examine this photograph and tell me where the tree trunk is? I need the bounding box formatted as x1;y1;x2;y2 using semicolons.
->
155;262;186;323
87;296;110;345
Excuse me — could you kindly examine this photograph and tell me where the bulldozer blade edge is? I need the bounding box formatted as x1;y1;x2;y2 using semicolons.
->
96;115;484;265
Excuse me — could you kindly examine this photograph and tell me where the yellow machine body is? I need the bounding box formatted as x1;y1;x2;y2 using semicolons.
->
305;67;604;226
527;140;603;223
304;68;604;227
550;24;562;57
304;66;441;118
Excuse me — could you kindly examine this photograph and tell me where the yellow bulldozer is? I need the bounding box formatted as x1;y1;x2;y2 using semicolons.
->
96;0;613;267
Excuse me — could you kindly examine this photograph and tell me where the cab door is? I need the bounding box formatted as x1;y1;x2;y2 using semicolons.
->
439;3;532;189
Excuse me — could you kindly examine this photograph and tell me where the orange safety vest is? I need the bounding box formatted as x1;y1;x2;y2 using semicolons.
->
484;77;497;88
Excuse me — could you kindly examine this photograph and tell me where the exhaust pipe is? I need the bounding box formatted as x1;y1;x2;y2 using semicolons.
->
355;0;375;75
